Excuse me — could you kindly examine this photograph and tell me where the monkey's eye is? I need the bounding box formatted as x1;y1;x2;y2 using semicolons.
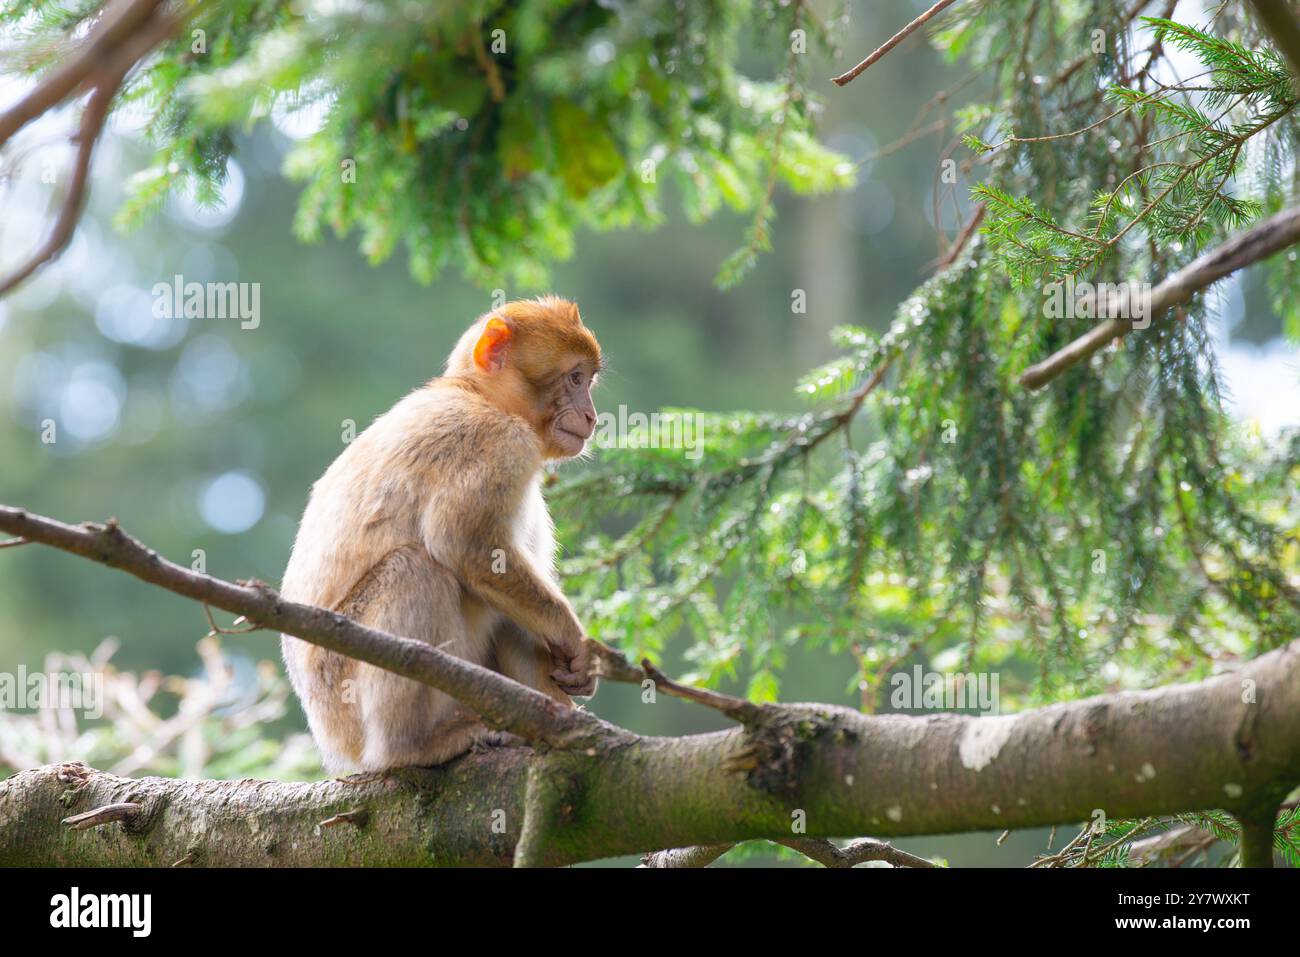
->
568;370;584;387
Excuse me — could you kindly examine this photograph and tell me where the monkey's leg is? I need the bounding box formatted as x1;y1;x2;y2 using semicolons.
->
341;544;502;770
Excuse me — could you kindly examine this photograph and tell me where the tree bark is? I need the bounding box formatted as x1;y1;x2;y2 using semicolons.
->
3;638;1297;866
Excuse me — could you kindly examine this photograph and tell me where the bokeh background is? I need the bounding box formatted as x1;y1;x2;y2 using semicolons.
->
1;1;1294;865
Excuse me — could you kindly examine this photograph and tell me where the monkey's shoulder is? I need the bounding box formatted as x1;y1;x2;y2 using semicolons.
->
297;383;544;549
367;383;541;467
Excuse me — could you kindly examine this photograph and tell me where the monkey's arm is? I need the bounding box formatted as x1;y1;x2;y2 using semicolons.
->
420;462;593;693
456;544;596;696
465;542;587;647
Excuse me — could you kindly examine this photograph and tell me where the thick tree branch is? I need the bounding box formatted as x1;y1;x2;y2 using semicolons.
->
512;756;580;867
3;629;1297;866
1018;205;1300;389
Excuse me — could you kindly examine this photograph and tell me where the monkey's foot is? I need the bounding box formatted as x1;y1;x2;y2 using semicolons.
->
471;730;529;753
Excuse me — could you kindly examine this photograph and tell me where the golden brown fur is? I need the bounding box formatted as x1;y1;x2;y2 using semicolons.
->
280;297;600;772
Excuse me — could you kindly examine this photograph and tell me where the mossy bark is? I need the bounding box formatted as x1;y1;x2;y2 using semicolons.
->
2;639;1296;867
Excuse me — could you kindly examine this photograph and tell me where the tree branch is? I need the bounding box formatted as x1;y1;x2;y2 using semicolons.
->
0;70;119;298
778;837;939;868
1237;810;1278;868
0;505;622;753
1249;0;1300;86
638;656;765;724
639;844;735;868
831;0;961;87
1018;205;1300;389
932;202;986;271
4;627;1297;865
0;0;184;298
0;0;166;146
512;756;578;867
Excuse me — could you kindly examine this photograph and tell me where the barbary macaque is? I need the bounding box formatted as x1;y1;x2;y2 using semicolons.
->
280;296;601;772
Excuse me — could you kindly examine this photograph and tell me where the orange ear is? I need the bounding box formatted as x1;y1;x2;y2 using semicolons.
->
473;316;512;372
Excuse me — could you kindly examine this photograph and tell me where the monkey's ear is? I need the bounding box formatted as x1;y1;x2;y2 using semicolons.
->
473;316;512;373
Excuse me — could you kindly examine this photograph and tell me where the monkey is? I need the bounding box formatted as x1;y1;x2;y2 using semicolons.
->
279;296;602;773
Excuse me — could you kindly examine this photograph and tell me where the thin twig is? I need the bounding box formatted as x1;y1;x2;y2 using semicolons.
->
318;809;369;830
0;76;118;297
587;635;767;724
832;0;962;86
931;202;986;271
62;802;140;830
202;603;257;638
779;837;940;868
856;119;947;167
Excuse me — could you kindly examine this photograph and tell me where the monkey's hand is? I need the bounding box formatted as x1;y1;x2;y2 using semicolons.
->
548;638;598;698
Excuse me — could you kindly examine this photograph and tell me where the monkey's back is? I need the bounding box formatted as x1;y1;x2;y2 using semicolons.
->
280;382;539;605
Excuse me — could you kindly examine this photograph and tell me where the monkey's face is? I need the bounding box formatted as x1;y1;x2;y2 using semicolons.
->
459;298;603;458
545;362;598;459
